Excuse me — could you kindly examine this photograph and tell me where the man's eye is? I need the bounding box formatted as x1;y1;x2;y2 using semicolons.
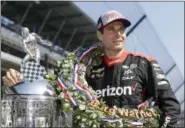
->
120;28;125;33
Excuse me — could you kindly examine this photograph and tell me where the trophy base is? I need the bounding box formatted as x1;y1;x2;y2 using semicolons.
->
1;80;66;127
1;94;65;127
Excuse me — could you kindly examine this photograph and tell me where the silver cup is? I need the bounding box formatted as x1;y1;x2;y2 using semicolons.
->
1;80;65;128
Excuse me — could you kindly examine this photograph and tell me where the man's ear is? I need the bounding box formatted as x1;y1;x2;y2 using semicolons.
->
97;31;103;41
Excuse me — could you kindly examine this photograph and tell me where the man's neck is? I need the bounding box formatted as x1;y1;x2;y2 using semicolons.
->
104;48;125;59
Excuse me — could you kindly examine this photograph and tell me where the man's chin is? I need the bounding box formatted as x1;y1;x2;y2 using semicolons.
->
104;44;124;51
113;45;124;50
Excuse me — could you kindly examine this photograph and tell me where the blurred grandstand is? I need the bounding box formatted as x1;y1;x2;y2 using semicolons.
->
1;1;184;127
1;1;99;73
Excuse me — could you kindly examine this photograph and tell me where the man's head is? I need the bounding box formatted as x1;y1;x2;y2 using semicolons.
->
21;27;29;38
96;10;131;52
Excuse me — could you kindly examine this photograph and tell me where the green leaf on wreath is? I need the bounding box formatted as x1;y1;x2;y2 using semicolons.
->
81;118;87;122
73;92;79;97
85;109;94;114
56;86;61;92
92;124;98;128
57;60;63;67
90;113;97;119
80;95;87;101
58;92;65;99
79;104;86;110
45;74;56;80
76;115;81;119
62;102;71;112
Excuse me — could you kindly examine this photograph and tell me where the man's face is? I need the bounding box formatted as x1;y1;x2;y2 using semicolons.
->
101;21;126;51
22;27;29;37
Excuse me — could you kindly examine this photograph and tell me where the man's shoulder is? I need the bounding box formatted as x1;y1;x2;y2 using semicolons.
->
127;51;155;62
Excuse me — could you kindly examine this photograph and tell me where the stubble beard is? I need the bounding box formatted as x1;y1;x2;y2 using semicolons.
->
104;42;125;57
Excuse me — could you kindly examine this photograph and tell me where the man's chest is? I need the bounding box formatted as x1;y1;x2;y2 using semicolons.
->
89;63;146;98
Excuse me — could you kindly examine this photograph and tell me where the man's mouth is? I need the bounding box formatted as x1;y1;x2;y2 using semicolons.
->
113;40;123;44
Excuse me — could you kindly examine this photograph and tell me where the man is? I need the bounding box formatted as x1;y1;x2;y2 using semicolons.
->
2;10;180;128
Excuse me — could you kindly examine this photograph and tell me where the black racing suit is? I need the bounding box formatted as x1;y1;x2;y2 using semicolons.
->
86;51;181;128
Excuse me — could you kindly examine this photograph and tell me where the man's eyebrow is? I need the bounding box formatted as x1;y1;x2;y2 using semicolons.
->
106;25;113;29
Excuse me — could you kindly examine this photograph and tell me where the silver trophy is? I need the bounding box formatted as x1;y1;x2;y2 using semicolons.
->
20;27;52;82
21;27;52;65
1;27;65;128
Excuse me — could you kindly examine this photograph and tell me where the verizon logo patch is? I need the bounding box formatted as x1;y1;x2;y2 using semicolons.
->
95;85;132;98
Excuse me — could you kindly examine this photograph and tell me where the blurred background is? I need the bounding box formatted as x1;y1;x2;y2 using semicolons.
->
1;1;184;126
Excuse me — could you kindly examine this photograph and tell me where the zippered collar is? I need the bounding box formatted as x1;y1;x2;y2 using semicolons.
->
103;50;128;67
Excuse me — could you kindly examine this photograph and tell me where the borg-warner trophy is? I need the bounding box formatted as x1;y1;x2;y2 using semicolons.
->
1;27;65;127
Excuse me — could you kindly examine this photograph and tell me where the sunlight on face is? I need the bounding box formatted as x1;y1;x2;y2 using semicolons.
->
102;21;127;52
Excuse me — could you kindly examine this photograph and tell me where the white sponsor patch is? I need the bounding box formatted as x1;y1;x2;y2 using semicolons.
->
130;64;137;69
141;60;146;64
122;65;129;69
157;74;165;79
152;63;160;67
158;81;168;85
154;67;161;71
92;67;104;73
161;116;171;128
95;72;104;78
124;69;133;75
95;85;132;98
122;76;135;80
